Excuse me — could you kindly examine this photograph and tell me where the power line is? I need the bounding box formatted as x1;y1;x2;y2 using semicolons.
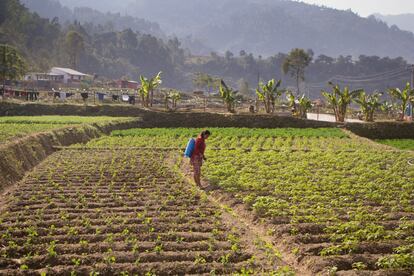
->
332;67;407;80
331;70;409;83
307;68;409;87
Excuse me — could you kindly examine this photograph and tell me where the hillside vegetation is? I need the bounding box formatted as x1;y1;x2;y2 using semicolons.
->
0;0;412;95
124;0;414;60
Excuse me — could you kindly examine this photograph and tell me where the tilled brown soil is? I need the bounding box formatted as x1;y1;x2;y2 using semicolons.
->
0;149;280;275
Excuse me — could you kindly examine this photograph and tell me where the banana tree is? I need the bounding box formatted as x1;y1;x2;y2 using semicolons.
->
353;91;383;122
138;71;162;107
256;79;283;114
162;89;181;110
286;91;297;115
286;92;312;118
322;82;363;122
219;80;237;113
138;77;149;107
297;94;312;119
168;89;181;110
380;101;396;120
388;83;414;121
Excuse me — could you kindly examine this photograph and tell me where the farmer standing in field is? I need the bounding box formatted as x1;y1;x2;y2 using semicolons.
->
191;130;211;187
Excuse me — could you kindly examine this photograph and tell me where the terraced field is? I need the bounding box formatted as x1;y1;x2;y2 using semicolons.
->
75;128;414;275
0;116;131;144
0;149;281;275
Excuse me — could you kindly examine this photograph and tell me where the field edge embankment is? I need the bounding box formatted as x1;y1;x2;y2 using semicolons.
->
345;122;414;139
1;102;414;138
0;119;141;191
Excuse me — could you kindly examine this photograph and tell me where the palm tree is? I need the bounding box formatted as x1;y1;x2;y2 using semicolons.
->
353;91;383;122
322;82;363;122
388;83;414;121
256;79;284;114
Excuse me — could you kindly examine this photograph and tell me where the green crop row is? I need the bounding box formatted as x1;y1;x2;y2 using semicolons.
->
112;127;348;138
84;128;369;152
79;128;414;272
0;116;132;144
85;135;371;152
0;123;70;143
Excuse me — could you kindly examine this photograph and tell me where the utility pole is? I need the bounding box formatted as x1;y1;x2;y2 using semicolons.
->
2;45;6;100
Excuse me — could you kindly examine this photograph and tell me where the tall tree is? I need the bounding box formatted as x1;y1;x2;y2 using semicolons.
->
0;44;27;82
65;31;84;69
119;28;138;49
282;48;312;95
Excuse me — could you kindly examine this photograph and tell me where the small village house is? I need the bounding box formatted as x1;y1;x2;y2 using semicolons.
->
50;67;89;84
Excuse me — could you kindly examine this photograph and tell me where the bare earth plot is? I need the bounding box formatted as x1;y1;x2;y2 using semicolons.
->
0;149;285;275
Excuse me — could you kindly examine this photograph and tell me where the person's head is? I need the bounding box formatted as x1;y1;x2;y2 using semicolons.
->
200;130;211;140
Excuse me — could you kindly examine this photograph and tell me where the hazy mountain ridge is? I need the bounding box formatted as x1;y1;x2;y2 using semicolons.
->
127;0;414;60
21;0;164;37
49;0;414;60
57;0;132;13
373;13;414;33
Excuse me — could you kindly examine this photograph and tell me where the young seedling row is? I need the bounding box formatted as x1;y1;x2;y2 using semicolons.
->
0;149;278;275
79;128;414;275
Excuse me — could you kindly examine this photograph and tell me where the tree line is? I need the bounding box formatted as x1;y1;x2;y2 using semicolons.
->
0;0;412;100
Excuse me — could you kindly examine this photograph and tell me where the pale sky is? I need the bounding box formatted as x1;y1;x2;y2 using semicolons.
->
297;0;414;16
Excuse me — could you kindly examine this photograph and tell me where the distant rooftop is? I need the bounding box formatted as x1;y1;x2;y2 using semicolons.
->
51;67;87;76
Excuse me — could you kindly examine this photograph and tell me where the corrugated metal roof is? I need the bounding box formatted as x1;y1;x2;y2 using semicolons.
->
51;67;87;76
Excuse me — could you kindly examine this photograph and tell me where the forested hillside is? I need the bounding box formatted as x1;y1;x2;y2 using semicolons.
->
123;0;414;60
21;0;164;37
1;0;412;96
0;0;185;86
